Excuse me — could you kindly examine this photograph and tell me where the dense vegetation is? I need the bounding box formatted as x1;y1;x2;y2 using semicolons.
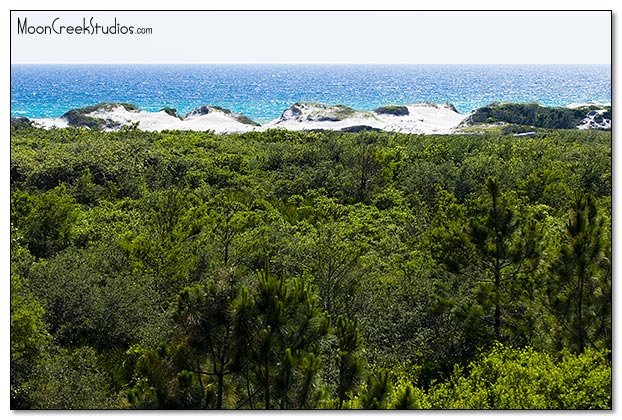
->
10;124;611;409
469;102;611;129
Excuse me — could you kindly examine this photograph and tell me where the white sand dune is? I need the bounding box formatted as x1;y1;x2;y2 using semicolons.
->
376;104;468;134
25;102;612;134
31;102;470;134
31;117;70;129
263;103;468;134
92;106;262;134
577;110;611;130
32;104;262;134
563;103;611;130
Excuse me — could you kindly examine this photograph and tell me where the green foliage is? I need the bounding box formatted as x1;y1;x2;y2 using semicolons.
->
27;347;116;409
62;109;108;129
233;113;261;127
11;117;33;131
547;192;611;353
375;105;409;116
11;185;79;258
10;125;611;409
10;273;47;360
389;381;429;409
425;185;470;272
290;102;357;121
28;246;168;351
500;124;542;135
470;102;586;129
237;266;330;409
425;343;611;409
334;315;366;408
10;271;50;408
61;103;137;129
360;370;392;409
161;107;180;118
123;265;331;409
468;177;540;341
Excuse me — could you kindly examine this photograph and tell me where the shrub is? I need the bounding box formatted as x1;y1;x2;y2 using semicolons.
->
375;105;409;116
426;343;611;409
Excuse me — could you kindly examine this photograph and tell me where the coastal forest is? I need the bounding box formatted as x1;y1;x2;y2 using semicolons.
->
10;122;611;409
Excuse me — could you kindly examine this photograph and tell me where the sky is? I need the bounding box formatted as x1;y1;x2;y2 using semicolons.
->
10;10;612;64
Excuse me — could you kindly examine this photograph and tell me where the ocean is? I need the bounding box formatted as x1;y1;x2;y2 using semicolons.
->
10;64;611;124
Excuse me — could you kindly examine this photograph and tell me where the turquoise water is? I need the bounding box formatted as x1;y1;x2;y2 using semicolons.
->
10;64;611;123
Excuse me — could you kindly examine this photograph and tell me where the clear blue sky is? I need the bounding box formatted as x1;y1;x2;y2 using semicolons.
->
10;10;611;64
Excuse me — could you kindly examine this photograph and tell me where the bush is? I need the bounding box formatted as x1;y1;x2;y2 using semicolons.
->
470;103;580;129
426;343;611;409
161;107;180;118
28;347;116;409
375;105;409;116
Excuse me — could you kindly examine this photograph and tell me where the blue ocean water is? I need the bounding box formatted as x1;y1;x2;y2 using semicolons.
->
10;64;611;124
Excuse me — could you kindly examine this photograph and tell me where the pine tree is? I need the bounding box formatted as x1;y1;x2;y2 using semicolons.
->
131;262;332;409
548;192;610;353
469;177;541;342
360;370;392;409
335;315;365;408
